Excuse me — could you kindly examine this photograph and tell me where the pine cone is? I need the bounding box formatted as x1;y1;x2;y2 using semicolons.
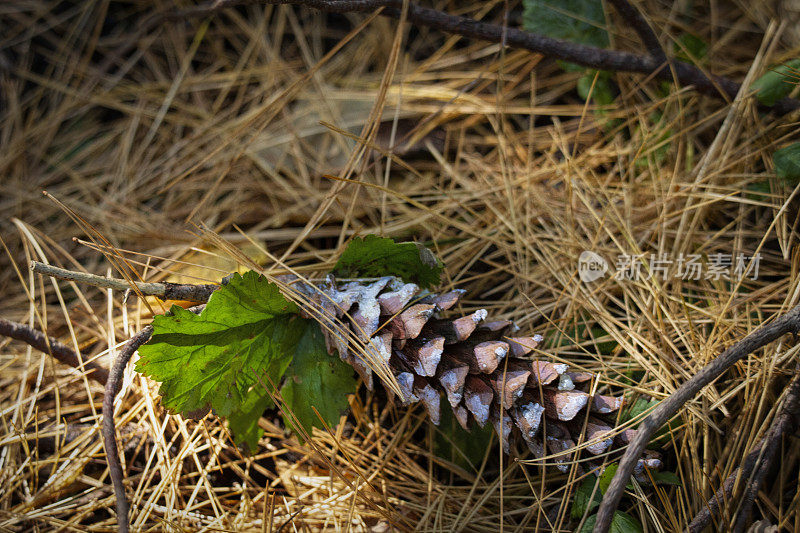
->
297;276;660;477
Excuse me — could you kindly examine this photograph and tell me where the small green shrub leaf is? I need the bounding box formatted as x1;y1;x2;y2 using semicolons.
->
674;34;708;63
227;386;273;452
752;59;800;106
136;271;303;419
579;512;643;533
774;143;800;185
652;471;682;486
434;403;494;473
611;511;644;533
599;463;619;494
333;235;443;288
522;0;609;48
580;514;598;533
577;71;615;105
280;321;357;437
571;476;602;519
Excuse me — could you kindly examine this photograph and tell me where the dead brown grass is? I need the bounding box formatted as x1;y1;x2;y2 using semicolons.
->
2;1;800;531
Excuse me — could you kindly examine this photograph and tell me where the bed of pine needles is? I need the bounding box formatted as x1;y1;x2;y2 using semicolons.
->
2;1;800;531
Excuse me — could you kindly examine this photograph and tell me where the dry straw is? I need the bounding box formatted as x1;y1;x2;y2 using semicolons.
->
1;1;800;531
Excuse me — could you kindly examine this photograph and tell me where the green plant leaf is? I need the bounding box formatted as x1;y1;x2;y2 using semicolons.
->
135;271;304;419
599;463;618;494
579;512;643;533
774;142;800;185
434;403;494;473
522;0;609;48
227;386;273;452
610;511;644;533
752;59;800;106
674;34;708;63
280;321;357;438
333;235;443;288
620;398;656;425
571;476;602;519
577;71;615;105
579;514;598;533
651;470;681;486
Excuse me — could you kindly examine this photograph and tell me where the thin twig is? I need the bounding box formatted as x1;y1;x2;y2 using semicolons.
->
731;371;800;532
688;371;800;532
101;304;205;533
607;0;665;61
31;261;219;303
102;325;153;533
180;0;800;114
594;305;800;533
0;317;109;384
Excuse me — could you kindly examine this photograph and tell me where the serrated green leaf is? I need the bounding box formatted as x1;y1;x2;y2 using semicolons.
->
522;0;609;49
571;476;602;519
434;403;494;474
227;386;273;452
774;143;800;185
610;511;644;533
599;463;618;494
333;235;443;288
651;470;681;486
752;59;800;106
280;322;357;438
135;271;303;419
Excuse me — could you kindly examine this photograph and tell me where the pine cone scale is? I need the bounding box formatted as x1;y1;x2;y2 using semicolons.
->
300;277;660;478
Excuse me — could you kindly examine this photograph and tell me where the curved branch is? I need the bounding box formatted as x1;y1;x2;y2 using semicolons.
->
0;317;109;384
731;370;800;532
181;0;800;114
101;304;205;533
102;325;153;533
688;371;800;532
594;305;800;533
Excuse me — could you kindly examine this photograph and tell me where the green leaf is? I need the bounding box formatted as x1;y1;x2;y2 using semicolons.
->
280;321;357;438
227;386;273;452
434;403;494;473
746;180;772;200
774;143;800;185
522;0;609;49
598;463;618;494
610;511;644;533
752;59;800;106
333;235;443;288
579;512;643;533
579;514;598;533
135;271;303;419
651;470;681;486
571;476;602;519
577;71;615;105
674;34;708;63
649;416;680;449
621;398;656;425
